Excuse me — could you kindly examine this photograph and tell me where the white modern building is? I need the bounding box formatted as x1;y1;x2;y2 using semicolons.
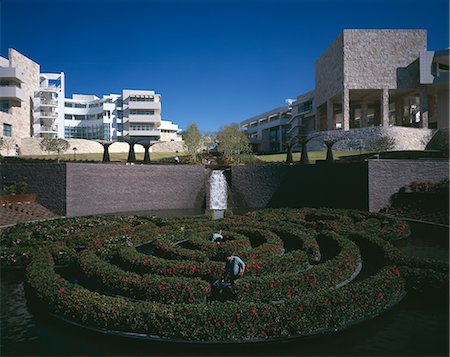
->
64;90;181;142
0;48;183;154
33;72;65;138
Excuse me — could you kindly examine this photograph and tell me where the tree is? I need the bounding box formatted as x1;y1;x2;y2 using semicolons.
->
182;123;203;162
0;136;16;156
39;138;69;162
216;124;251;164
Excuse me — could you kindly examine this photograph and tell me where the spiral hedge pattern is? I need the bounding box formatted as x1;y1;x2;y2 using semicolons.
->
1;208;448;342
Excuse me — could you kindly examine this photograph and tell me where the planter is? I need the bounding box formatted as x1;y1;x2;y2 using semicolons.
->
0;193;37;204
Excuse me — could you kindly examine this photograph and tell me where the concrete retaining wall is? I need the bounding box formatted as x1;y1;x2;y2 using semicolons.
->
304;127;435;152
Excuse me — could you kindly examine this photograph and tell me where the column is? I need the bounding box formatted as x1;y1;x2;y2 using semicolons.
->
361;101;368;127
315;109;321;131
342;88;350;130
380;88;389;127
420;87;429;128
279;125;283;151
395;99;403;126
327;99;334;130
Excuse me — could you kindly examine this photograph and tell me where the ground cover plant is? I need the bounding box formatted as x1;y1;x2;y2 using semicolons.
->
1;208;447;342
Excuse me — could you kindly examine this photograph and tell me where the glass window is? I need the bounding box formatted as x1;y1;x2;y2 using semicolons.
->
129;110;155;115
64;114;72;120
3;123;12;136
0;101;10;113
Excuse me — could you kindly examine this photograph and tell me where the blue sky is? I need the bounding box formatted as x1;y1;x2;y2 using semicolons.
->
1;0;448;132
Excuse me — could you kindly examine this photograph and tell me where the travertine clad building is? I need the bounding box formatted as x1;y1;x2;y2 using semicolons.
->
242;29;449;152
0;49;40;145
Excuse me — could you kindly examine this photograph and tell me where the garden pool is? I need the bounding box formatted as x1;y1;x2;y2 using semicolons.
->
1;221;448;356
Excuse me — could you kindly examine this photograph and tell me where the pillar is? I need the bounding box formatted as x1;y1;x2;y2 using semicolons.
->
342;88;350;130
327;99;334;130
279;125;283;152
381;88;389;127
395;99;403;126
315;109;321;131
420;87;429;128
361;101;368;127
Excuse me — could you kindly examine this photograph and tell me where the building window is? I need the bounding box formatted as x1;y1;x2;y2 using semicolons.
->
74;103;87;108
130;123;155;131
129;110;155;115
0;101;10;113
64;102;73;107
129;96;154;102
65;114;72;120
3;123;12;137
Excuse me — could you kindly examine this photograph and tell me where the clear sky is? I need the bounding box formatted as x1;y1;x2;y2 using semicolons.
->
1;0;448;132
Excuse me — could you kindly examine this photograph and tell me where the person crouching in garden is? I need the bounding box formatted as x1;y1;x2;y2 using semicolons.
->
210;231;223;243
223;255;246;283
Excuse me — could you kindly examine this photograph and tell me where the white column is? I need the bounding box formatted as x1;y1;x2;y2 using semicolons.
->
361;101;368;127
420;87;429;128
327;99;334;130
342;88;350;130
381;88;389;127
395;99;403;126
315;109;321;131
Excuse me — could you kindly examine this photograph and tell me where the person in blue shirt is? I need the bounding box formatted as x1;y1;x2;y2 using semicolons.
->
210;231;223;243
223;255;246;282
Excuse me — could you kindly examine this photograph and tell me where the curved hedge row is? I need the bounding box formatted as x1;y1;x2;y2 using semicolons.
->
26;248;405;341
1;208;445;341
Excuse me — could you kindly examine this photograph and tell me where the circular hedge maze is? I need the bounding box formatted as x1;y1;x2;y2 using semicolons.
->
1;208;448;342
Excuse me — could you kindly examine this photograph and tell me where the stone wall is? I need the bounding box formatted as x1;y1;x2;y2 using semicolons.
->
65;164;208;217
368;159;449;212
231;163;369;211
315;32;344;107
343;30;426;90
19;137;185;156
302;127;434;152
1;163;66;215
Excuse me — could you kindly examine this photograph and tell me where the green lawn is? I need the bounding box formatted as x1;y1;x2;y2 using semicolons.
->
256;150;367;163
21;151;183;162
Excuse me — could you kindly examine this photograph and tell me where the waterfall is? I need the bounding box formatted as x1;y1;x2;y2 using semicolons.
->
209;170;227;219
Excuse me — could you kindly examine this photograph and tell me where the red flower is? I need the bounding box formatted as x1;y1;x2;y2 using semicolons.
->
251;308;257;315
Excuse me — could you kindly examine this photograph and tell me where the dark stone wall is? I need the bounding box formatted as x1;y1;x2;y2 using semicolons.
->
1;163;66;215
368;159;449;212
66;164;209;217
231;163;369;211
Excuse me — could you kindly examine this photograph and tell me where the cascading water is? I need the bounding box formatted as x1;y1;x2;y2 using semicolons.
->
209;170;228;219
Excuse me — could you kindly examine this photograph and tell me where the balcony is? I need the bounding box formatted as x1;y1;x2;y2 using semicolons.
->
40;126;58;133
34;98;58;109
39;84;61;92
35;111;58;119
125;114;161;123
0;86;27;102
124;101;160;110
127;129;161;137
0;67;25;83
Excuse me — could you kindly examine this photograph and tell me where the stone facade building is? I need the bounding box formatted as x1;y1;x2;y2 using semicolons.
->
241;29;449;153
0;49;40;155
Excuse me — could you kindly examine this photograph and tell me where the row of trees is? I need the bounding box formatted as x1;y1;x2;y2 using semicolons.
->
182;123;251;164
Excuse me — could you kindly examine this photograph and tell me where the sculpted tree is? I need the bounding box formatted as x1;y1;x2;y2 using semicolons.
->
39;138;69;162
182;123;203;163
216;124;251;164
